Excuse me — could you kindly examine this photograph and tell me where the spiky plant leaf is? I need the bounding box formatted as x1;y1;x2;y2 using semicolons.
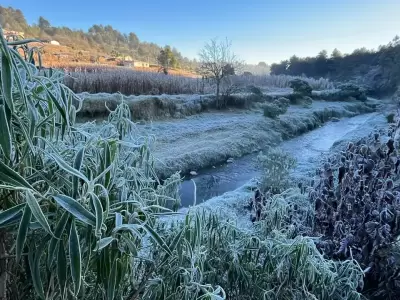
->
69;220;81;296
53;195;96;226
16;204;31;262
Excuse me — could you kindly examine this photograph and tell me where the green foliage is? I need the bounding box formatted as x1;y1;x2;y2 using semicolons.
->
150;209;363;300
0;29;181;300
257;147;296;193
271;36;400;94
157;45;178;71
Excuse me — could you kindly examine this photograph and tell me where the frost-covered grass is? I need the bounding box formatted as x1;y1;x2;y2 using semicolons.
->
235;74;334;90
64;65;334;96
64;67;208;95
76;92;217;120
132;100;376;178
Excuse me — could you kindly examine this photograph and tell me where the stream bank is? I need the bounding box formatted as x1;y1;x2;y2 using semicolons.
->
178;112;388;207
148;100;378;179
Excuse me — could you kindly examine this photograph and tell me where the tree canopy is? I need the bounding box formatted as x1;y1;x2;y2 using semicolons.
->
270;36;400;94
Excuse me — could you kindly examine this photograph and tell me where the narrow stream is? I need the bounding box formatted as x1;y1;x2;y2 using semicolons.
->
179;112;387;207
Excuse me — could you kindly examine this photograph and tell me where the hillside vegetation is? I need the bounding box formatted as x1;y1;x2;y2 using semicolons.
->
270;37;400;95
0;5;198;70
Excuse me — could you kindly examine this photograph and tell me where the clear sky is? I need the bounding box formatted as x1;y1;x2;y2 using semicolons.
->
3;0;400;64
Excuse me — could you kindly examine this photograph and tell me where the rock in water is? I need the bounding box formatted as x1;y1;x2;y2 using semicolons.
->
190;171;198;176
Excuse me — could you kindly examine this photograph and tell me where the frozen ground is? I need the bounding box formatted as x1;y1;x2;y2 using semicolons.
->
135;100;377;178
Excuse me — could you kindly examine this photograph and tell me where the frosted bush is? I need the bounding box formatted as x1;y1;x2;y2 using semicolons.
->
258;147;297;193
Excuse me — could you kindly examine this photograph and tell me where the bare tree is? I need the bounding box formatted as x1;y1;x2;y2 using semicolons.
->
198;38;243;108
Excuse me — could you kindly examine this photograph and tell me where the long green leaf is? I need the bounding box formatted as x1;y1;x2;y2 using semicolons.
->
7;38;41;46
0;211;22;229
94;237;115;251
25;190;52;235
0;30;11;61
107;258;119;300
104;142;112;188
16;205;31;262
48;211;69;267
45;85;68;127
143;223;172;256
0;44;14;111
30;235;50;300
48;151;89;184
120;235;138;257
0;159;34;189
72;147;85;199
53;195;96;226
57;238;67;298
0;105;11;160
0;203;25;225
69;221;81;296
90;194;103;238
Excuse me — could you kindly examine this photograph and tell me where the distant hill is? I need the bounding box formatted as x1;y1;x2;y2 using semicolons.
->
0;5;198;71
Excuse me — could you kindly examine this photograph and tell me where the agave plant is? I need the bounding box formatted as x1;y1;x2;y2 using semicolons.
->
0;28;181;300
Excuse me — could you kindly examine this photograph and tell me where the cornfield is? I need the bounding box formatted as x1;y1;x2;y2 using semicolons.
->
0;29;364;300
60;65;334;96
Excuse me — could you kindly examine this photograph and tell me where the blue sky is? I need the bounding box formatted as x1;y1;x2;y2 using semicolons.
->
3;0;400;64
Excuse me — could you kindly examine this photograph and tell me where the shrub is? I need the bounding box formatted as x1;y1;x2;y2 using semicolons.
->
263;101;288;118
257;147;297;193
276;96;290;108
337;83;367;101
302;96;313;107
289;78;313;97
387;112;395;123
247;84;263;95
310;132;400;299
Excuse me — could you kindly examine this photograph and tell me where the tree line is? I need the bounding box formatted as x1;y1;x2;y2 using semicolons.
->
270;36;400;94
0;6;198;70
